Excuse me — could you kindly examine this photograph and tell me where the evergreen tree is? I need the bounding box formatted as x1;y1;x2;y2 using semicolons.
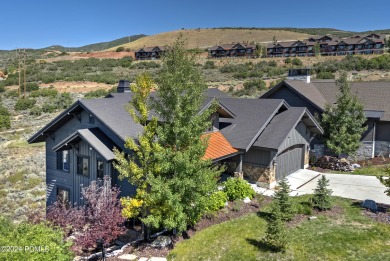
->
311;175;333;210
263;204;288;252
143;36;223;232
273;178;294;221
321;72;367;156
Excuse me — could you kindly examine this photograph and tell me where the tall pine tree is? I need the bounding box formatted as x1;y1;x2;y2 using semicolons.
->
142;36;223;232
321;72;367;156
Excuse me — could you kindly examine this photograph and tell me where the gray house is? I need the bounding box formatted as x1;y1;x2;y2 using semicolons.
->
261;71;390;158
29;84;322;207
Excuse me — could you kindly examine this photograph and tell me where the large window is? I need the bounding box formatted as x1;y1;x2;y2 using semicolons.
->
57;187;70;203
97;160;104;179
56;150;70;172
77;156;89;176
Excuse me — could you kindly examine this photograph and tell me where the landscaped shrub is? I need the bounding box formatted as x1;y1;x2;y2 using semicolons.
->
0;216;73;260
273;178;294;221
311;175;333;210
14;98;36;111
0;104;11;129
206;190;228;212
263;204;288;252
223;177;255;201
47;177;126;253
285;57;292;64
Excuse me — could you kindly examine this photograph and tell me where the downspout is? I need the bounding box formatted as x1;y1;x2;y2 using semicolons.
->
372;120;376;158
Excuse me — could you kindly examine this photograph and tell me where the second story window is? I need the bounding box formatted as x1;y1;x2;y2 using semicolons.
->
57;150;70;172
77;156;89;176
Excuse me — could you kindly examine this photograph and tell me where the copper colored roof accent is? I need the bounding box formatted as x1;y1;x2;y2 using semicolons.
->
202;131;238;160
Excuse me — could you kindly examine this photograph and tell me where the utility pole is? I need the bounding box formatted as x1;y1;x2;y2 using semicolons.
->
23;49;26;98
18;49;21;98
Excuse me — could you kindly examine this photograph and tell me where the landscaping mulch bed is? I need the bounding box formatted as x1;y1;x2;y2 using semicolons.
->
357;157;390;166
108;196;271;260
362;203;390;224
287;205;345;228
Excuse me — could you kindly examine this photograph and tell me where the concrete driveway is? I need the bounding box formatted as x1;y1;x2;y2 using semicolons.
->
286;169;390;204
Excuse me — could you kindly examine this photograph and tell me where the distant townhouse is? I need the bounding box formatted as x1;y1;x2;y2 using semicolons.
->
267;34;387;58
134;46;165;60
208;43;257;58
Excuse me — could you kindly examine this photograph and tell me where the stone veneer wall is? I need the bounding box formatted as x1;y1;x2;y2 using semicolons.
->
304;150;309;168
356;141;374;160
375;141;390;157
222;160;276;187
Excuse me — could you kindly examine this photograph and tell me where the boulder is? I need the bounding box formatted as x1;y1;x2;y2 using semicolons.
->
315;156;353;171
243;197;251;203
150;236;172;248
361;199;378;212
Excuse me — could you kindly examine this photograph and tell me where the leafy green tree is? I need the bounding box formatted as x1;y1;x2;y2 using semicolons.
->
314;43;321;57
273;178;294;221
311;175;333;210
113;73;161;240
144;36;223;232
320;72;367;156
263;204;288;252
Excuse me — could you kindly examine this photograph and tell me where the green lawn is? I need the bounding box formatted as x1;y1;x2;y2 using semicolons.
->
168;197;390;261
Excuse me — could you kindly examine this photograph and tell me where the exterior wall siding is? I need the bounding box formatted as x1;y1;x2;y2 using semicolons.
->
45;109;135;207
243;148;272;166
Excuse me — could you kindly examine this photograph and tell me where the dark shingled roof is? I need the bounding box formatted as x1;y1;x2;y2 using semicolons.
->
253;107;322;150
263;80;390;121
53;128;116;161
218;98;287;151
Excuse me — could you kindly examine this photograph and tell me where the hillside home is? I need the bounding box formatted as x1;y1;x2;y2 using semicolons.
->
261;69;390;159
208;43;257;58
28;83;322;207
134;46;165;60
267;34;387;57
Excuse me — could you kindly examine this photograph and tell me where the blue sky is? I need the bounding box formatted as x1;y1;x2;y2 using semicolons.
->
1;0;389;50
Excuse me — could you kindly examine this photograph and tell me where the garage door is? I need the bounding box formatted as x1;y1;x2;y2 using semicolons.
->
276;144;304;180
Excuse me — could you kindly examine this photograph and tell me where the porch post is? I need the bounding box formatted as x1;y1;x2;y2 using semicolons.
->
237;154;243;173
372;120;376;158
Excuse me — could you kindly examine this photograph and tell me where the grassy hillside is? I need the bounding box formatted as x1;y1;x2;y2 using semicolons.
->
43;34;146;52
107;28;312;51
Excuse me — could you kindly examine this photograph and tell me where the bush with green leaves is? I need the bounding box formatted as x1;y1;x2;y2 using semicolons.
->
29;88;58;97
273;178;294;221
292;58;303;66
0;104;11;129
29;106;42;116
311;175;333;210
14;98;36;111
41;93;73;113
203;61;216;69
25;82;40;92
284;57;292;64
84;88;110;98
116;46;125;52
5;90;18;98
263;204;288;252
316;71;335;79
223;177;255;201
0;216;73;260
206;190;228;212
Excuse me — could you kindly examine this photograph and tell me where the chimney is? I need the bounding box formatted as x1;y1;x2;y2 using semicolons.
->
117;80;130;93
287;68;311;83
